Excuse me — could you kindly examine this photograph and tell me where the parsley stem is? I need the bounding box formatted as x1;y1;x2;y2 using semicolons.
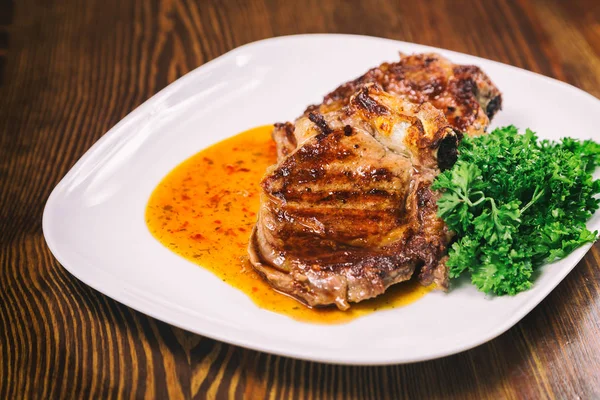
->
470;192;487;207
521;187;544;214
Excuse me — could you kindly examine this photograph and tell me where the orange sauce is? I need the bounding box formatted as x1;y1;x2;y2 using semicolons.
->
146;125;433;324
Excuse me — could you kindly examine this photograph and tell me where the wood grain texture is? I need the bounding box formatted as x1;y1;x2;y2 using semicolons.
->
1;0;600;398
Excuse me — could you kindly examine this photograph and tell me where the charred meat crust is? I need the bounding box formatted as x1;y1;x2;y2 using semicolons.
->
354;86;390;115
308;112;333;135
486;95;502;118
307;53;502;136
437;134;459;171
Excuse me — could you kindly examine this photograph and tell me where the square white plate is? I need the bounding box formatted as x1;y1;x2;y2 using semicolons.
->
43;34;600;365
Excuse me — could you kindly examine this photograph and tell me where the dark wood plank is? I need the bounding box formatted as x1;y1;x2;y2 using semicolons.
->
1;0;599;398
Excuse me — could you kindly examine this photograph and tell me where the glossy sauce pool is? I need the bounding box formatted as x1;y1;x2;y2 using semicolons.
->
146;125;433;324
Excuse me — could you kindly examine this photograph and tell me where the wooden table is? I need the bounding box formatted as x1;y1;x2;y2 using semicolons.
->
2;0;600;398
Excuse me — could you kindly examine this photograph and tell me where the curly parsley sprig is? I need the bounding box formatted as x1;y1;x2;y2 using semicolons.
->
432;125;600;295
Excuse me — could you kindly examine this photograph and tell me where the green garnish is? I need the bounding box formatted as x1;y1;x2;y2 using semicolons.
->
432;125;600;295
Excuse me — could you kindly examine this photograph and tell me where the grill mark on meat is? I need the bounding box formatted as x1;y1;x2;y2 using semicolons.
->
267;207;402;243
308;112;333;135
283;208;399;226
268;165;398;188
276;188;401;205
354;86;390;115
269;165;327;186
291;131;356;164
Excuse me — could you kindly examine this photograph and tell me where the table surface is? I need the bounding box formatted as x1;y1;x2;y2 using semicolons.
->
2;0;600;398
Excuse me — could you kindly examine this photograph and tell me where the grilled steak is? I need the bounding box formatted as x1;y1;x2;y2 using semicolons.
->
248;54;501;310
249;84;457;309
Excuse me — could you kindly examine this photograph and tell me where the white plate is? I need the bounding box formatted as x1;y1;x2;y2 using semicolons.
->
43;34;600;365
